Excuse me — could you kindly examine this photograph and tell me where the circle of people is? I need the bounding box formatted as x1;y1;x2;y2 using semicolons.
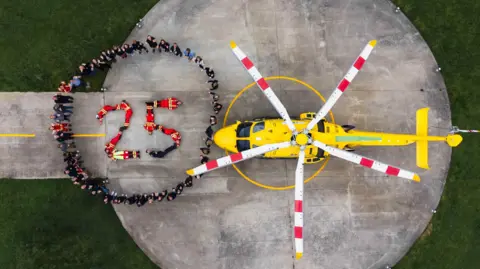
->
49;35;223;205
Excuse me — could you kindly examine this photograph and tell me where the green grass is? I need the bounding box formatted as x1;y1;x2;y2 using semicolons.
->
0;179;159;269
392;0;480;268
0;0;158;92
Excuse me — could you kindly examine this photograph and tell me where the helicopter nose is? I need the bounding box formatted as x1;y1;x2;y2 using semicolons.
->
213;126;237;152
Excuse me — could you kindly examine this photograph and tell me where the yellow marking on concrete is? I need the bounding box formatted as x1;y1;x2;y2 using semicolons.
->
72;134;106;137
0;134;35;137
223;76;335;191
369;40;377;47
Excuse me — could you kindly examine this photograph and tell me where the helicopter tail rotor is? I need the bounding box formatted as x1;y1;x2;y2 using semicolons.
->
416;108;430;169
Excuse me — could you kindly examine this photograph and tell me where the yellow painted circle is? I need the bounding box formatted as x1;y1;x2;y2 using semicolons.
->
223;76;335;191
295;133;309;145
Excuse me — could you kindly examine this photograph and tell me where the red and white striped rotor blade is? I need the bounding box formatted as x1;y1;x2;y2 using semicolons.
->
312;140;420;182
294;149;305;260
186;141;291;176
230;41;297;133
305;40;377;132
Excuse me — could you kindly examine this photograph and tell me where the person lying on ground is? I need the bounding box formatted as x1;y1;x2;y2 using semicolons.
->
146;143;177;158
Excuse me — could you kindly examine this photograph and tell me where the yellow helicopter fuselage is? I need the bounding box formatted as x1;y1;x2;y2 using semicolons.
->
213;109;463;167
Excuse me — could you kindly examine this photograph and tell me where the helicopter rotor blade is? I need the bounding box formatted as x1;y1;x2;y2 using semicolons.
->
186;141;292;176
294;148;305;260
230;41;297;133
312;140;420;182
305;40;377;132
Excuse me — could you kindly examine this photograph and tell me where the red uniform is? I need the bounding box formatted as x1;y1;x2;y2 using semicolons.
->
58;83;72;93
124;109;133;127
161;127;182;146
144;108;156;133
96;105;117;122
119;101;133;128
144;122;157;134
50;123;70;133
155;97;182;110
105;132;123;155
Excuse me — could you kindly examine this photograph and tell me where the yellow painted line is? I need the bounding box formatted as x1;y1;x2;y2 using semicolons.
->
0;134;36;137
223;76;335;191
72;134;106;137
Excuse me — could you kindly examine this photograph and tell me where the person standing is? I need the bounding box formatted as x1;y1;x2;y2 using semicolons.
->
207;79;219;90
210;115;218;126
184;176;193;187
209;92;219;102
200;154;209;164
146;35;159;53
205;126;214;139
53;95;74;104
58;141;76;152
69;76;89;90
53;104;73;114
170;43;182;56
123;44;135;56
55;131;74;140
183;48;196;61
205;67;215;78
167;189;177;201
132;40;149;54
157;190;168;202
194;56;205;69
213;102;223;114
159;39;170;52
58;81;72;93
50;122;71;133
50;113;71;123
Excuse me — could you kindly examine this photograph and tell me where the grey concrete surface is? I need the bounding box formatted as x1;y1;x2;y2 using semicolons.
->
100;0;453;268
0;0;452;268
0;92;106;179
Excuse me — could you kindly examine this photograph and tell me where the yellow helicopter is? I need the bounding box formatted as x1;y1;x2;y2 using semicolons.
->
186;40;463;259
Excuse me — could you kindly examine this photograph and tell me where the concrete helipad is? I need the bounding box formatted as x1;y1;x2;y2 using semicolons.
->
88;0;451;268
